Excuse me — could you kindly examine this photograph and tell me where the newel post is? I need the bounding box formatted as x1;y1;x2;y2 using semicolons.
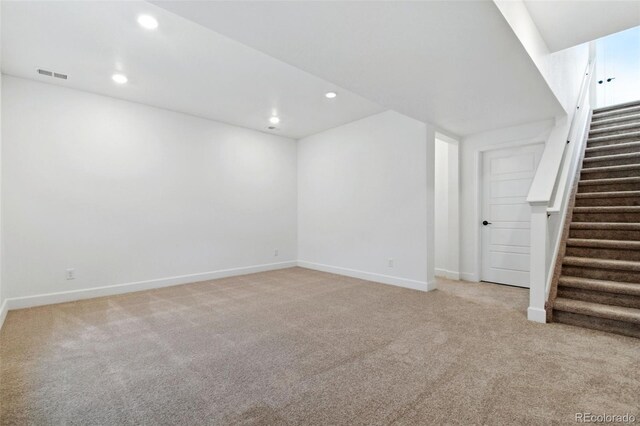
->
528;202;548;323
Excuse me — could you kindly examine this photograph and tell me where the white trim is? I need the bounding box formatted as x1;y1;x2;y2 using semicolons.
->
460;272;479;282
475;140;547;285
298;260;435;292
0;299;8;331
4;261;297;311
435;268;460;280
527;306;547;323
434;130;460;145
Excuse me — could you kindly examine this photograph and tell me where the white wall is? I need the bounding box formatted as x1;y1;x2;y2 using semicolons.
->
0;3;4;327
459;119;555;282
297;111;435;290
434;140;448;274
434;138;459;279
2;76;297;305
495;0;590;114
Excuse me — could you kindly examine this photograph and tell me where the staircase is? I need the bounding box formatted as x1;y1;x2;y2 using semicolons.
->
551;100;640;338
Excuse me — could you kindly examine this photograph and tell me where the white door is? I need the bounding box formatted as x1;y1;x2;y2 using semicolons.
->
481;144;544;288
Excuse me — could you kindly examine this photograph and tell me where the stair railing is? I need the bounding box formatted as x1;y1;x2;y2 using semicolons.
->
526;59;596;323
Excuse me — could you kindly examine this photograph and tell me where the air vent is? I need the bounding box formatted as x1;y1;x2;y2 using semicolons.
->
37;69;68;80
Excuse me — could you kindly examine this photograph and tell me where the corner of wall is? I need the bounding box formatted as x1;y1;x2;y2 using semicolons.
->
0;300;7;331
0;4;4;328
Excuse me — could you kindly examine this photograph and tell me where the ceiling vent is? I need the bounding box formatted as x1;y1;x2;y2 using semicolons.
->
37;69;68;80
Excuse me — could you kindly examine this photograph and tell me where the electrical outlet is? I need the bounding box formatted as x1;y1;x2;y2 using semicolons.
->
274;249;279;257
66;268;76;280
388;258;394;268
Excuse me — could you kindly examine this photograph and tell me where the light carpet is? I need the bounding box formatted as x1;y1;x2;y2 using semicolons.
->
1;267;638;425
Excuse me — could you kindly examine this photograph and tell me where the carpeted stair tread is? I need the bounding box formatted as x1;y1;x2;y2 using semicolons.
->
571;222;640;230
554;298;640;324
566;238;640;250
592;114;640;127
589;123;640;135
580;164;640;174
593;100;640;114
592;105;640;120
588;131;640;143
585;141;640;153
572;206;640;213
582;151;640;165
590;113;640;128
563;256;640;272
578;175;640;185
559;276;640;296
553;311;640;338
575;190;640;199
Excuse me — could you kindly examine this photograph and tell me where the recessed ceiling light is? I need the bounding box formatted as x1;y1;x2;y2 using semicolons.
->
325;91;337;99
112;73;128;84
269;116;280;125
137;15;159;30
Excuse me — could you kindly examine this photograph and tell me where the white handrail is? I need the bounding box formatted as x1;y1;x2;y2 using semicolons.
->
548;60;597;213
527;60;594;206
526;59;595;323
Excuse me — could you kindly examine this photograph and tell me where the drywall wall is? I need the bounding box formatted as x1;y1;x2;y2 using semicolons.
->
459;119;555;282
495;0;590;113
297;111;435;290
0;13;5;327
1;76;297;305
435;140;448;275
434;138;460;279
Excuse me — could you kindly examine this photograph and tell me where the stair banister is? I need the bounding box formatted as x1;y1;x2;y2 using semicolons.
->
526;60;595;323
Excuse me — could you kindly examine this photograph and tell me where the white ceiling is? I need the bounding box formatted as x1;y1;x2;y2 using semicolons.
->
1;1;384;139
153;0;565;136
524;0;640;52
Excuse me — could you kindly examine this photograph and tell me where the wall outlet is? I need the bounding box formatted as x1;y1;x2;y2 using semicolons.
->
66;268;76;280
274;249;279;257
388;258;394;268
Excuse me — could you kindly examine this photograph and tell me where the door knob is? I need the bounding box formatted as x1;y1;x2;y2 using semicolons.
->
482;220;492;226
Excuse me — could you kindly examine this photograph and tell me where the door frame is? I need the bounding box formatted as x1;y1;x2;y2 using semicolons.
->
473;139;546;284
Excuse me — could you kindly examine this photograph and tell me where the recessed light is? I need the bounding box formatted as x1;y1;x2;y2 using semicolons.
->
112;73;128;84
269;116;280;125
137;15;158;30
325;91;337;99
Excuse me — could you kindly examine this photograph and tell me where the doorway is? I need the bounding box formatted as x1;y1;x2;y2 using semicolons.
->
434;135;459;280
480;143;544;288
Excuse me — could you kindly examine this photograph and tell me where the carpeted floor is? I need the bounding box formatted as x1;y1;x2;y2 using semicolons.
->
1;267;638;425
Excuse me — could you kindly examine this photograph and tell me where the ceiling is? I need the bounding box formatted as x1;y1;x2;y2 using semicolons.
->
1;1;384;139
153;0;565;136
524;0;640;52
2;0;575;139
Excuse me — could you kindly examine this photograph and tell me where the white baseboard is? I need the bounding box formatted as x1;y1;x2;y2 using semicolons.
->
0;299;8;332
1;259;439;327
527;307;547;323
4;261;297;312
460;272;479;282
435;268;460;280
298;260;435;292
